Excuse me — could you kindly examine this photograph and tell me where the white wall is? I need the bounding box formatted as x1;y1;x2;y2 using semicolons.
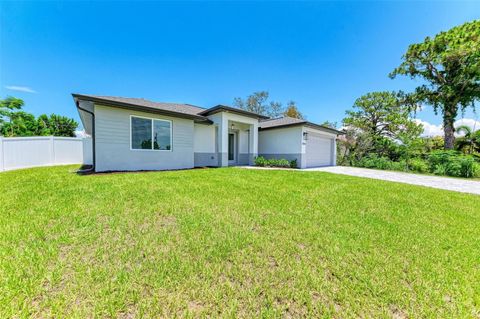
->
94;104;195;172
258;126;303;154
193;123;216;153
238;130;249;154
302;127;338;167
207;112;259;166
0;136;92;172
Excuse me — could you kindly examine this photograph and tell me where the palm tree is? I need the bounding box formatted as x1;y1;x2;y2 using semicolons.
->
455;125;480;154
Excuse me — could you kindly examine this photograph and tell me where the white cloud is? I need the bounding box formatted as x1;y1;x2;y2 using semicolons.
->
75;130;90;138
454;118;480;133
413;119;444;137
5;85;37;93
413;118;480;137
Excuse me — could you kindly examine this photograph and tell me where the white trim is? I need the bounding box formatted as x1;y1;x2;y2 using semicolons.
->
129;115;173;152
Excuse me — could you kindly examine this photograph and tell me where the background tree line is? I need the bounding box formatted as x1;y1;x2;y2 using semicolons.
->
0;96;78;137
233;91;305;119
338;19;480;178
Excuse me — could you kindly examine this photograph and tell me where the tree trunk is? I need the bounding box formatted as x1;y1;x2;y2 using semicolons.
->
443;116;455;150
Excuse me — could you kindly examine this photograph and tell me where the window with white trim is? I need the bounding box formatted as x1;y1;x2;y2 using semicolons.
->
131;116;172;150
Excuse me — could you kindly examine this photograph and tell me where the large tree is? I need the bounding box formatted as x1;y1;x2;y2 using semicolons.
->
343;91;423;156
390;20;480;149
233;91;284;118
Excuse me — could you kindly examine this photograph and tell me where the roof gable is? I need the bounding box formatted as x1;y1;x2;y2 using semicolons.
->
259;116;344;135
198;105;269;119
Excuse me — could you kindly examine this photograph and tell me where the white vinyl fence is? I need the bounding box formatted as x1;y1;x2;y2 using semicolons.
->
0;136;92;172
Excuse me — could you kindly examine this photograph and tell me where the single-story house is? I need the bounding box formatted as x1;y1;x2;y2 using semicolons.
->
73;94;343;172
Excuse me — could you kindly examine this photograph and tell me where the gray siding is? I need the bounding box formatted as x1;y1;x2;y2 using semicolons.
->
238;153;249;165
94;104;194;172
194;152;218;167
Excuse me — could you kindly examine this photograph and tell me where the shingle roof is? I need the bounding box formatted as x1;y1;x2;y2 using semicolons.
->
198;105;269;119
259;116;344;134
72;94;268;121
259;116;307;129
73;94;206;117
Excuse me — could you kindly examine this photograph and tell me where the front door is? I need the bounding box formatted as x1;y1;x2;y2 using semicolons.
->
228;132;236;165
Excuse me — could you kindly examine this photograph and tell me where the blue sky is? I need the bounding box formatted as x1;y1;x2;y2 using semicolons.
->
1;1;479;133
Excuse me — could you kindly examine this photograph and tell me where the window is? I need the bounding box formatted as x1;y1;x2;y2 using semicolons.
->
131;116;172;151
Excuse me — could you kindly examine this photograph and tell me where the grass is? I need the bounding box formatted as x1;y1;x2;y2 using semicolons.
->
1;165;479;318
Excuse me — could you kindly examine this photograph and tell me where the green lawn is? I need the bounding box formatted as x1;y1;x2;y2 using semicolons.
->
1;166;479;318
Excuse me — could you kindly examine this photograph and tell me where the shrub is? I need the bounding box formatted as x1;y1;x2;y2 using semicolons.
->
254;156;268;167
433;163;448;176
254;156;295;168
354;151;479;178
428;151;478;178
428;150;459;169
390;160;409;172
356;154;394;170
290;159;298;168
458;156;477;178
408;158;429;173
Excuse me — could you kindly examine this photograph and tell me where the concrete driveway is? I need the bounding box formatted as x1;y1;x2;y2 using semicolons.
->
303;166;480;195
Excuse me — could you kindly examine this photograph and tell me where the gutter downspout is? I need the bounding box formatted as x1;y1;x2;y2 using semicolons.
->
76;102;95;172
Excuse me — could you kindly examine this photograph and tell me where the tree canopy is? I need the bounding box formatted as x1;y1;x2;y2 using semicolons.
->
0;96;78;137
390;19;480;149
0;96;24;125
283;101;304;119
344;91;422;141
233;91;284;118
233;91;305;119
341;91;423;159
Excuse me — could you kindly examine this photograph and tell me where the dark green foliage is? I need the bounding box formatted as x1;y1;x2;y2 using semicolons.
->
0;96;25;129
355;151;479;178
408;158;430;174
35;114;78;137
1;111;38;137
0;96;24;122
290;158;298;168
391;20;480;149
428;151;479;178
254;156;295;168
339;91;423;165
356;154;408;171
0;96;78;137
455;126;480;154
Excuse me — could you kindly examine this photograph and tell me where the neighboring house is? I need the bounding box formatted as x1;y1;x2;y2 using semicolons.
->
73;94;343;172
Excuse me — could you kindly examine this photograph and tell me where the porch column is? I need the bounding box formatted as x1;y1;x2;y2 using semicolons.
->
217;115;229;167
248;122;258;165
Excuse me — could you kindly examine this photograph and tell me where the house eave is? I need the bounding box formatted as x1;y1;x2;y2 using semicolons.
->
259;122;344;135
72;93;212;124
199;105;270;120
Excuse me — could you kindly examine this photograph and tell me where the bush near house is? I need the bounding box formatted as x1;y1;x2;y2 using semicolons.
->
254;156;297;168
354;151;480;178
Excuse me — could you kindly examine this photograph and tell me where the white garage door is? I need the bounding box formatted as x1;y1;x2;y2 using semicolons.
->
306;133;333;167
